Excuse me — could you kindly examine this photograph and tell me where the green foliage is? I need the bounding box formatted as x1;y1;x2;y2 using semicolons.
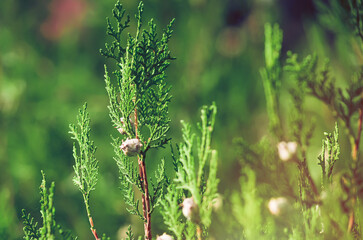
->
102;0;173;211
22;172;76;240
348;0;363;41
150;158;169;212
260;23;283;139
160;185;184;240
231;166;266;239
121;225;140;240
318;123;340;189
69;103;100;238
161;103;219;239
22;210;40;240
232;7;362;237
69;103;99;198
100;1;175;238
285;51;363;146
232;137;299;239
111;135;143;219
286;206;323;240
102;1;174;150
284;49;363;210
284;53;316;157
259;23;318;208
38;172;57;239
316;0;363;42
14;0;363;239
284;49;363;228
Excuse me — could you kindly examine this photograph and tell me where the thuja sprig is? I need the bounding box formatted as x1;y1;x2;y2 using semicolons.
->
69;103;100;240
38;171;56;240
160;185;184;240
22;210;40;240
161;104;219;240
260;23;283;139
284;52;363;159
121;225;140;240
348;0;363;42
289;93;318;207
316;0;363;43
284;53;363;205
318;123;340;190
261;24;318;207
231;166;264;239
285;36;363;234
101;1;174;239
22;172;76;240
285;53;362;195
111;135;144;219
102;1;174;149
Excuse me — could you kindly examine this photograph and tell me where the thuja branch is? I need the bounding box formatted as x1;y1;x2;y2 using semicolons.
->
260;23;283;139
101;1;174;239
285;34;363;235
133;79;152;239
138;153;151;239
69;103;100;240
161;104;219;240
83;195;100;240
22;172;77;240
318;123;340;190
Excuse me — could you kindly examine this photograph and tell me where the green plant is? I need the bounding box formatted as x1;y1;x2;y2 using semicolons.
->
160;104;219;240
100;1;174;239
230;1;363;239
22;171;76;240
284;48;363;236
21;1;222;239
69;103;100;239
20;0;363;239
260;23;283;139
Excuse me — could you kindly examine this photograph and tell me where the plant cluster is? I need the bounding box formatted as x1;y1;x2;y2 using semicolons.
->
101;2;175;238
228;1;363;239
21;0;363;239
23;1;219;239
160;104;218;240
22;172;76;240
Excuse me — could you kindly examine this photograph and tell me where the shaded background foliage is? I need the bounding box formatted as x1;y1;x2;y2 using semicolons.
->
0;0;359;239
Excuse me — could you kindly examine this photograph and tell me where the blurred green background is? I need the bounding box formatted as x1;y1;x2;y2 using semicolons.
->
0;0;360;239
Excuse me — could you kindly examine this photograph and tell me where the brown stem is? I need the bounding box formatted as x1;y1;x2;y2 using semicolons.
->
347;97;363;233
352;107;363;161
196;225;202;240
354;2;363;42
348;209;355;233
138;155;152;240
295;156;319;198
83;194;100;240
303;162;318;196
134;104;152;240
88;217;100;240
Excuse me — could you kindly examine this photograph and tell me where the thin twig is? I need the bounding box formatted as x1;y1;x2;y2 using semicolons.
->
352;106;363;161
134;103;152;240
139;155;152;239
196;225;202;240
347;97;363;233
294;153;319;199
83;194;100;240
88;217;100;240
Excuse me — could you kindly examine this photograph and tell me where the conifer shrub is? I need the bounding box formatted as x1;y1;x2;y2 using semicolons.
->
21;1;363;239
